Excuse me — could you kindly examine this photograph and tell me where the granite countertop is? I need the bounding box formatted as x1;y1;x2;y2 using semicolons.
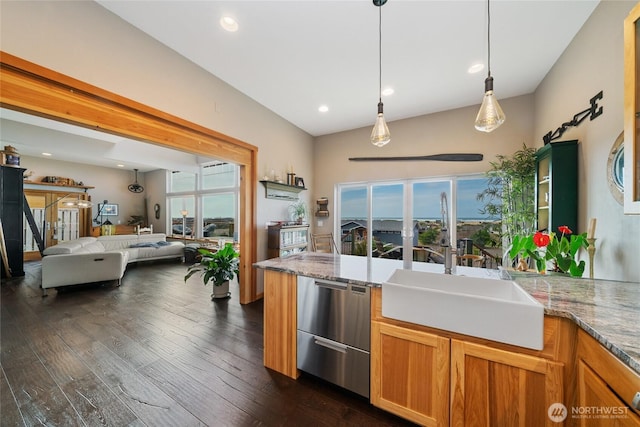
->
254;252;640;375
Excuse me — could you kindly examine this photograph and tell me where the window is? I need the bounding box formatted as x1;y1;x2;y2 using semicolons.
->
337;175;500;267
170;171;196;192
339;186;368;256
167;162;239;241
202;162;236;189
202;193;236;240
170;196;195;237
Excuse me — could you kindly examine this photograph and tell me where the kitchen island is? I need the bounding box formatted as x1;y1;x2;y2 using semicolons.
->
254;252;640;426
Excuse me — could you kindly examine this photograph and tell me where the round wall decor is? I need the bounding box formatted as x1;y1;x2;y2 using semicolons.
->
606;131;624;205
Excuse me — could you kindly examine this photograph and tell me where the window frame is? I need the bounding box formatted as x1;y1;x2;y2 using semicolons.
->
167;161;240;241
336;173;495;262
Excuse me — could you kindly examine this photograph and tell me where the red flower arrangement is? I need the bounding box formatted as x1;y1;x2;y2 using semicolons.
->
509;225;589;277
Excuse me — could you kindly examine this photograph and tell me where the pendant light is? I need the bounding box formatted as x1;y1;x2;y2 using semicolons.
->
128;168;144;193
371;0;391;147
474;0;505;132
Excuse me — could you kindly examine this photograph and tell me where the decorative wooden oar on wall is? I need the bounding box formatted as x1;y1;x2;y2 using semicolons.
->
349;153;483;162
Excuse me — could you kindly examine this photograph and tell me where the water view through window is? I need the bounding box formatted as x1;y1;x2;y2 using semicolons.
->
339;176;501;268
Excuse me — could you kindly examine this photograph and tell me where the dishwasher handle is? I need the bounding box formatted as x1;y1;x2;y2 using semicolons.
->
313;335;347;354
314;279;348;291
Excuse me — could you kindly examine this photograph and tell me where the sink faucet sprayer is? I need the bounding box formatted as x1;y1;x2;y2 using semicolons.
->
439;192;452;274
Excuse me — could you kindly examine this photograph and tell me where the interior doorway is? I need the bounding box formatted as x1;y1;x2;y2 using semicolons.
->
23;189;91;260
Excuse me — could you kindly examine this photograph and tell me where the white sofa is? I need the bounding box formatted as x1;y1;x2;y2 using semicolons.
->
41;233;184;295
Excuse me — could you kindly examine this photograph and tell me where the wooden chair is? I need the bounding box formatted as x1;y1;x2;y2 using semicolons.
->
136;224;154;235
311;233;338;253
457;254;485;268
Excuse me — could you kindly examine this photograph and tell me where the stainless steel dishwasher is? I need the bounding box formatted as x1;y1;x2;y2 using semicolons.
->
297;275;371;398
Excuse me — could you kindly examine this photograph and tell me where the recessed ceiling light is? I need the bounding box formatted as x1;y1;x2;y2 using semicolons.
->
382;87;394;96
220;16;238;32
318;105;329;113
468;63;485;74
117;164;125;168
42;152;52;156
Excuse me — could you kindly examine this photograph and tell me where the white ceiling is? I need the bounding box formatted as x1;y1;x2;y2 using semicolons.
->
1;0;600;171
0;109;215;173
98;0;600;136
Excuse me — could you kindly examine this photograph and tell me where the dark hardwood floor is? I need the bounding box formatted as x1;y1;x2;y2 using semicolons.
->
1;261;416;427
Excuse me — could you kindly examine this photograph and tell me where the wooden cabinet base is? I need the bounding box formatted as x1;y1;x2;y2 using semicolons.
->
450;339;564;427
576;329;640;426
263;270;299;378
371;321;449;426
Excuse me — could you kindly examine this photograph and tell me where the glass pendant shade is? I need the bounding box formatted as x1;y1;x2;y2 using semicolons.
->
474;76;505;132
371;0;390;147
371;102;391;147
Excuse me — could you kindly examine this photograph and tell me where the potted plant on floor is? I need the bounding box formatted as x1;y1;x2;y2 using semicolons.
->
184;243;239;300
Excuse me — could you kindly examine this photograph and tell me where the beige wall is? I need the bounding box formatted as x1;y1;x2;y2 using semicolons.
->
21;155;148;229
313;0;639;283
313;94;534;220
0;0;315;293
312;94;534;254
533;0;638;282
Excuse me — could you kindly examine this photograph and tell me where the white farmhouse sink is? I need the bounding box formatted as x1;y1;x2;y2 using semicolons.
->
382;269;544;350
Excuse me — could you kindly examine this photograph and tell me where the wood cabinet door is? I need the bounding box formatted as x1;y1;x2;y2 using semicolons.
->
450;339;564;427
576;329;640;426
371;321;450;427
577;360;640;427
263;270;299;379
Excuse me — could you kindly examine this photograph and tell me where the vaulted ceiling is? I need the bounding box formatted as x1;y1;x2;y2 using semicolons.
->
2;0;600;170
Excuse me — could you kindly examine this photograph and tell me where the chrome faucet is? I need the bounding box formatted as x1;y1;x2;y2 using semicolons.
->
439;192;452;274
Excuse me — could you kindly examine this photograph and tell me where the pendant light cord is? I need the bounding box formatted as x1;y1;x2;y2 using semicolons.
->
378;5;382;103
487;0;491;78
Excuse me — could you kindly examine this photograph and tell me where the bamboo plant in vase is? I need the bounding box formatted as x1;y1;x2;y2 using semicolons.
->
184;243;239;299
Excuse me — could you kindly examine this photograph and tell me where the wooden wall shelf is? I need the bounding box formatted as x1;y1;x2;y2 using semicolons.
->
24;180;94;191
260;180;306;201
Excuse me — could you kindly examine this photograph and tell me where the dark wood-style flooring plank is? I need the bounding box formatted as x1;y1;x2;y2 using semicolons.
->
24;329;140;426
72;339;205;427
139;358;265;426
1;365;26;427
1;261;416;427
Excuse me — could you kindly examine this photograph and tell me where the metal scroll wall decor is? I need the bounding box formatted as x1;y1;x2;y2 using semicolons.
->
543;91;603;145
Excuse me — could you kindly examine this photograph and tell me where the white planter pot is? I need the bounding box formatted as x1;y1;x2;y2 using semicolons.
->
211;280;231;300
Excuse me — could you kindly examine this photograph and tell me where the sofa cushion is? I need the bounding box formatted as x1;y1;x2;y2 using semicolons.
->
97;235;142;251
97;233;168;251
72;242;106;254
43;237;98;255
135;242;184;260
136;233;168;244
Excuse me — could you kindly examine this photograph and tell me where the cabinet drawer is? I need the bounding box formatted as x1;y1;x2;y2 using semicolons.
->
577;329;640;417
577;360;640;426
297;330;370;398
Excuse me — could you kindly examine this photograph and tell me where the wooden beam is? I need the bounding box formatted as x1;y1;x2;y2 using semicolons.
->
0;51;260;303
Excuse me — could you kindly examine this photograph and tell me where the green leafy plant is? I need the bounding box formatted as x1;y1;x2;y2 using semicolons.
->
184;243;239;286
288;200;307;223
477;143;537;249
509;226;589;277
418;227;440;245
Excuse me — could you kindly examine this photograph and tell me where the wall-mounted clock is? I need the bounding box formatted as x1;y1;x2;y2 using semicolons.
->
154;203;161;219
